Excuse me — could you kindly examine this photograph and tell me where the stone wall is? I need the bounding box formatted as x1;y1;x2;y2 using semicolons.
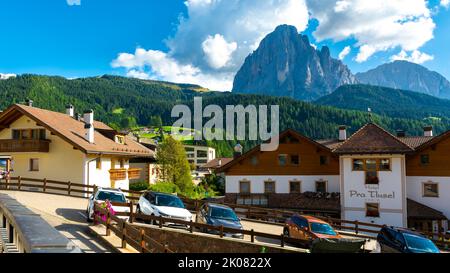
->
132;223;305;253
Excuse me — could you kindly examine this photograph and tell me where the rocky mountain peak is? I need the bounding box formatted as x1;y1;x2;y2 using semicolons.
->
232;25;357;101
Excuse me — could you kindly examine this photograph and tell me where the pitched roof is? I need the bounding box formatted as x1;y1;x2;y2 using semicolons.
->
316;139;343;150
203;158;234;169
0;104;154;157
333;123;414;154
397;136;434;149
407;199;447;220
216;129;334;173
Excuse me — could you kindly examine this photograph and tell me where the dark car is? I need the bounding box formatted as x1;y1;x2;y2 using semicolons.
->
196;203;244;239
377;226;440;253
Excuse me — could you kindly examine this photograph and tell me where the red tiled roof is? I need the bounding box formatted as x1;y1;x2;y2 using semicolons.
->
333;123;414;154
407;199;447;220
204;158;233;169
398;136;434;149
0;104;154;157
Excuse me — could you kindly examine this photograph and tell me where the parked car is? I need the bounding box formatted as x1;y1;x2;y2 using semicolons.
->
377;226;441;253
86;188;130;222
136;191;192;227
196;203;244;239
284;215;342;241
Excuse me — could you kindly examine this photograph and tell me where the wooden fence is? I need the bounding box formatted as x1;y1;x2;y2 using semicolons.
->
93;202;172;253
1;176;449;249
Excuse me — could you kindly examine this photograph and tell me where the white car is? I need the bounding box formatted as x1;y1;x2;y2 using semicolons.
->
137;191;192;226
86;188;130;222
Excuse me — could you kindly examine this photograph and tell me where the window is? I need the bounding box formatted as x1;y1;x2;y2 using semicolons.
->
264;181;276;194
115;135;125;144
320;155;329;165
12;129;46;140
29;158;39;172
292;216;308;228
289;181;301;193
366;171;379;185
379;159;391;171
185;147;195;152
353;159;364;171
315;181;327;193
365;159;377;171
239;181;250;194
366;203;380;217
197;150;208;158
236;195;268;206
278;154;288;166
423;182;439;197
96;158;102;170
250;156;258;166
290;155;300;166
420;154;430;165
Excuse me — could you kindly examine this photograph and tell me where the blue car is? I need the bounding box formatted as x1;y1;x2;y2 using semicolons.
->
196;203;244;239
377;226;440;253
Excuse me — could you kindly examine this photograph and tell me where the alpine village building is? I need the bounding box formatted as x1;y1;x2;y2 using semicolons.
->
217;124;450;234
0;101;154;191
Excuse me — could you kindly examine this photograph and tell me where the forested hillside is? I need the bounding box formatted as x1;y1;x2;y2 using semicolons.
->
2;75;450;156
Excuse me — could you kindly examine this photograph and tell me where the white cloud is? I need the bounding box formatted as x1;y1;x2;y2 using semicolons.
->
0;73;16;80
441;0;450;8
307;0;435;62
338;46;351;60
112;0;309;91
202;34;237;69
390;50;434;64
66;0;81;6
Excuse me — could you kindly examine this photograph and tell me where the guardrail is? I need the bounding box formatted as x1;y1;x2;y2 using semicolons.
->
1;176;449;249
0;193;81;253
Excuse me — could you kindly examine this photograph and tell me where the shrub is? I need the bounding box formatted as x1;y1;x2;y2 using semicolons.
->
129;181;150;192
149;181;180;194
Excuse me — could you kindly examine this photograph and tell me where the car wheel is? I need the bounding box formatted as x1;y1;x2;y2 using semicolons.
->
86;208;93;223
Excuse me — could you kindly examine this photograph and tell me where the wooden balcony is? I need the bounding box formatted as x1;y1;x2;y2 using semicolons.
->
0;139;50;153
109;168;127;181
128;168;142;180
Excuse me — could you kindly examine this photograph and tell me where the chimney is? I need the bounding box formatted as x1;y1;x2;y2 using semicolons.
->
233;143;243;159
424;126;433;137
66;104;74;117
217;159;222;167
25;99;33;107
396;130;406;137
84;110;94;143
339;126;347;141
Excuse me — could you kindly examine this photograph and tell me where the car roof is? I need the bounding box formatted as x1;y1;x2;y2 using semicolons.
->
97;187;124;193
294;214;328;224
384;226;424;237
205;203;233;210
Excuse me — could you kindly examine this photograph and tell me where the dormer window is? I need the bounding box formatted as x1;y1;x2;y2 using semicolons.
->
115;135;125;144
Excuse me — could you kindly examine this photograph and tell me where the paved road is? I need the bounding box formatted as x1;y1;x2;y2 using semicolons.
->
0;190;114;253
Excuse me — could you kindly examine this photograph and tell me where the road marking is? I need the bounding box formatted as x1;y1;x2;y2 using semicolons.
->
78;212;87;219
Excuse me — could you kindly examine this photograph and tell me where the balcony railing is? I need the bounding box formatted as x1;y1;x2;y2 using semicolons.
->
128;168;142;180
0;139;50;153
109;168;127;181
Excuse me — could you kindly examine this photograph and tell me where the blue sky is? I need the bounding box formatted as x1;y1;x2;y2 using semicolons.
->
1;0;449;90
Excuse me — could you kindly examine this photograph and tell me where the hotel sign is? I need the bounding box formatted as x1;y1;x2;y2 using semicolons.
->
349;190;396;199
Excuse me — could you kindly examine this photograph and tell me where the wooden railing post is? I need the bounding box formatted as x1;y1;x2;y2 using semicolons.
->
121;221;127;249
43;178;47;193
17;176;21;191
164;243;169;253
220;225;224;238
68;181;71;196
189;220;193;233
128;202;134;223
251;229;255;243
106;210;111;236
159;215;163;228
280;233;285;247
140;228;145;253
355;220;359;235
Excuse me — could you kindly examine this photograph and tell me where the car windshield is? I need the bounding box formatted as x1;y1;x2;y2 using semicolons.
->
210;207;239;221
310;222;337;236
403;233;440;253
155;195;184;208
96;191;126;203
